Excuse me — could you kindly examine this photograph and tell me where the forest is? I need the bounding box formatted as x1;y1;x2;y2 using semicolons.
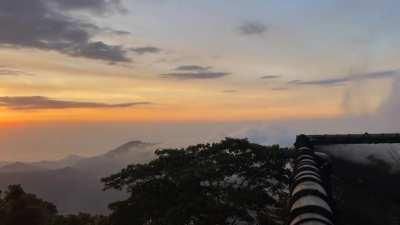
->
0;138;398;225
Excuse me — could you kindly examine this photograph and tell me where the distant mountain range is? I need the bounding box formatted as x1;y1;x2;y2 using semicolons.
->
0;162;46;173
0;141;159;214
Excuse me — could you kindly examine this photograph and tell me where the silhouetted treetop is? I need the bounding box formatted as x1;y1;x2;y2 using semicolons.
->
102;138;291;225
0;185;57;225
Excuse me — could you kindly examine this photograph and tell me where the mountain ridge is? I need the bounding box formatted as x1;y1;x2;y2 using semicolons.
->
0;140;159;214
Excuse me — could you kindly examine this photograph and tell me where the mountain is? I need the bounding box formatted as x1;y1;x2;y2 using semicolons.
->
0;162;45;173
0;140;159;214
31;154;86;170
73;141;157;176
0;154;85;171
0;167;124;214
0;161;10;167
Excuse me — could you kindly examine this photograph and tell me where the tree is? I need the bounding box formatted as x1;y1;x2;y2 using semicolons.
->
0;185;57;225
51;213;109;225
0;185;109;225
102;138;291;225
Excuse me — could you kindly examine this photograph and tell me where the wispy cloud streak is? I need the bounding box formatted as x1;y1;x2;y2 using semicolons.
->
288;70;399;86
238;21;267;36
161;72;230;80
162;65;229;80
0;96;151;110
130;46;161;55
0;66;33;76
175;65;211;71
261;75;280;79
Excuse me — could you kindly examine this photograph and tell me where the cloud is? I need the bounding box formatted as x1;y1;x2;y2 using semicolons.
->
0;66;33;76
377;78;400;124
238;22;267;36
261;75;280;79
227;76;400;170
0;96;150;110
162;65;229;80
222;90;238;93
68;41;129;62
130;46;162;55
161;72;230;80
230;124;295;147
288;78;347;86
288;70;399;86
270;87;289;91
175;65;212;71
0;69;22;76
0;0;130;63
48;0;126;14
103;27;131;36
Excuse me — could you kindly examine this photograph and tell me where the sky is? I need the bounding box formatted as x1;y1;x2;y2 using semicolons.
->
1;0;400;161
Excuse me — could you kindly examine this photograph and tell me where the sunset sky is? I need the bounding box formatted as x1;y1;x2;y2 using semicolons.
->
1;0;400;161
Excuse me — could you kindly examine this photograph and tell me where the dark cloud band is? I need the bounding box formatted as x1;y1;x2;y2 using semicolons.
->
288;70;399;86
161;72;230;80
0;96;150;110
48;0;126;14
175;65;212;71
238;22;267;36
162;64;229;80
0;0;130;63
0;67;32;76
261;75;280;79
130;46;162;55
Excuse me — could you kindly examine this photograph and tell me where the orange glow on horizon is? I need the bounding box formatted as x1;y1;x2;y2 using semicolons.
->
0;103;343;125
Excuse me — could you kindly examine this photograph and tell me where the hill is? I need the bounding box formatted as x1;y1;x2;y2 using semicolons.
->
0;162;45;173
0;140;159;214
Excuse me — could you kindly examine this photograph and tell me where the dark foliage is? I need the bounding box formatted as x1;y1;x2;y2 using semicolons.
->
330;155;400;225
51;213;109;225
0;185;110;225
0;185;57;225
102;138;291;225
3;139;399;225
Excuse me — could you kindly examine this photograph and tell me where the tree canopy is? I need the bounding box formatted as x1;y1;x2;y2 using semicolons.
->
0;185;57;225
2;138;397;225
102;138;291;225
51;213;109;225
